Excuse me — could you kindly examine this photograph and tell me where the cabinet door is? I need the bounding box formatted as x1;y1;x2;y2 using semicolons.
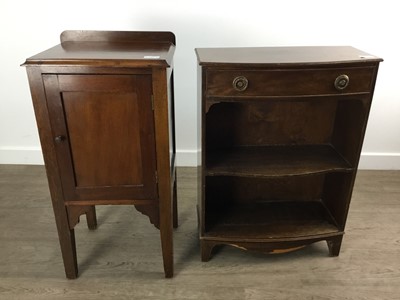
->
43;74;157;201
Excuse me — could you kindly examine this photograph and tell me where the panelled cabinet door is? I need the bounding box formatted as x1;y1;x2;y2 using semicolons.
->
43;74;157;201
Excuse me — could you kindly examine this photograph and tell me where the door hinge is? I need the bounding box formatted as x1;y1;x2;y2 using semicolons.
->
155;171;158;183
151;95;154;110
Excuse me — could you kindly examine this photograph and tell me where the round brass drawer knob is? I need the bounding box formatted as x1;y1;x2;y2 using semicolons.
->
233;76;248;91
334;74;350;91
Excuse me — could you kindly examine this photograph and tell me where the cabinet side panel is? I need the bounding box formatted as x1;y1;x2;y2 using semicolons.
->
167;69;176;170
198;65;206;235
322;172;354;229
331;97;371;165
152;67;174;277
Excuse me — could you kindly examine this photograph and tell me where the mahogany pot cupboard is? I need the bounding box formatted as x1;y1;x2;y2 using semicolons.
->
23;31;177;278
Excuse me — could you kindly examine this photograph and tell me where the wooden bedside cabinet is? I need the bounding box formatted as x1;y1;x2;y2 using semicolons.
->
196;46;382;261
23;31;177;278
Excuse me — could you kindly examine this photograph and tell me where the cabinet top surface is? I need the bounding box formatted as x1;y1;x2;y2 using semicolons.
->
23;30;175;68
195;46;382;67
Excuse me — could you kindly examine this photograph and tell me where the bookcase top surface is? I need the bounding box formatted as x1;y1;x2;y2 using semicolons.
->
196;46;382;67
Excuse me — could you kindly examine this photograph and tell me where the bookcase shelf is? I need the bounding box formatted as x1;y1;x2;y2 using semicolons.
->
206;145;352;177
204;200;341;241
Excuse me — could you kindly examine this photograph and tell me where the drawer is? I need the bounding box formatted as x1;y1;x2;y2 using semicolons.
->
206;67;375;97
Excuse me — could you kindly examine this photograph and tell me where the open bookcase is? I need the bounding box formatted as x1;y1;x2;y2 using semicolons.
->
196;46;382;261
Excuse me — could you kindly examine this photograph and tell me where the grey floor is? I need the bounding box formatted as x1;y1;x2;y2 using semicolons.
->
0;165;399;300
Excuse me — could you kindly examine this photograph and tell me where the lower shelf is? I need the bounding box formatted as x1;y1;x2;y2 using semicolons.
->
204;200;341;241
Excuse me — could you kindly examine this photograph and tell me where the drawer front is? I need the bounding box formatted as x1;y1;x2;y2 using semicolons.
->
206;67;375;97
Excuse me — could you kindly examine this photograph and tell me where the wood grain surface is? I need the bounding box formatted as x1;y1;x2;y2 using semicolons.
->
0;165;399;299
